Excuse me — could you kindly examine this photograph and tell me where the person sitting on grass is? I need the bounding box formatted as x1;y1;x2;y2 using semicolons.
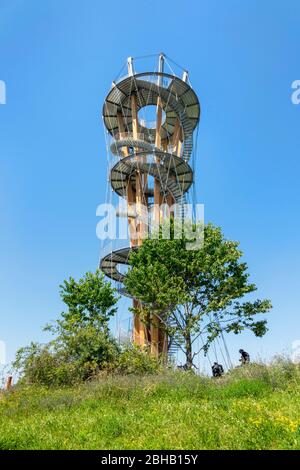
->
239;349;250;365
212;362;224;378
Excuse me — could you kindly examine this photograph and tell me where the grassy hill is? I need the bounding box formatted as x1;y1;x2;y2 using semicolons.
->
1;361;300;450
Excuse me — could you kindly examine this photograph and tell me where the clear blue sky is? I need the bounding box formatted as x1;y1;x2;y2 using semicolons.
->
1;0;300;368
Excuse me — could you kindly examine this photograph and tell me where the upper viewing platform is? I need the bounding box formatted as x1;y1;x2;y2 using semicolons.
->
102;54;201;162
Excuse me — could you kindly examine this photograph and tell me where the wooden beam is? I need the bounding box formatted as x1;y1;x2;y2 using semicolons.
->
166;191;174;213
133;299;141;345
150;315;159;357
161;138;168;151
127;181;136;247
159;327;168;357
5;376;12;391
155;97;163;148
135;170;144;246
131;94;138;140
133;300;146;347
154;97;163;224
130;94;147;348
172;118;182;156
117;111;129;157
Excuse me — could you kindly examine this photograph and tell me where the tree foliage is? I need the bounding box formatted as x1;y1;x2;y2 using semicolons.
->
124;222;272;368
14;271;120;385
52;269;119;335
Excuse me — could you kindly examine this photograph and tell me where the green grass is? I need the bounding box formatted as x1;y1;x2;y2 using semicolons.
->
1;361;300;450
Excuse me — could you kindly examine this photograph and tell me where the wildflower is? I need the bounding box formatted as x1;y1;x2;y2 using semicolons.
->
249;417;263;427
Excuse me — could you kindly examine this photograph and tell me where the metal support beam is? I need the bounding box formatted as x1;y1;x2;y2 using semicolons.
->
127;57;134;76
182;70;189;83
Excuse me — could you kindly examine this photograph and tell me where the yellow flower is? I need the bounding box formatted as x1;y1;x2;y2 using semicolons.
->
249;417;263;427
272;413;299;433
289;422;298;433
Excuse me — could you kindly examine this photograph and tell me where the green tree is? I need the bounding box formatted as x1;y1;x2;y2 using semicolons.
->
53;269;119;335
124;222;272;369
14;270;120;385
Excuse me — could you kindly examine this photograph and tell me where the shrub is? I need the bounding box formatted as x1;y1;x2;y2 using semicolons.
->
13;344;77;386
59;325;120;372
13;270;121;386
14;328;120;386
112;344;163;375
226;358;300;390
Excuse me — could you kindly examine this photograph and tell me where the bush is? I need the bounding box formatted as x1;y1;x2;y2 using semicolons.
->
13;344;77;386
13;270;121;386
13;335;164;386
14;328;120;386
112;344;163;375
59;325;120;372
225;358;300;390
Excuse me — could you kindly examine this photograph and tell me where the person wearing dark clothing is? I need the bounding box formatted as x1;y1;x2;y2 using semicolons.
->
212;362;224;378
239;349;250;365
178;364;188;371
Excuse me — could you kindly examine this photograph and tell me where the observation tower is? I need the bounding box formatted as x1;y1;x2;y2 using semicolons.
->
100;54;200;357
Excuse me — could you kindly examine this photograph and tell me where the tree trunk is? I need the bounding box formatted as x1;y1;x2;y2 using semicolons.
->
185;334;193;369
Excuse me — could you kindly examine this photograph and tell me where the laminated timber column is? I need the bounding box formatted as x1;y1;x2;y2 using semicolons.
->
165;118;182;211
150;95;163;357
131;93;146;245
172;118;182;157
116;105;143;345
131;92;147;347
151;54;166;357
153;96;163;224
117;112;136;253
153;54;164;225
117;111;129;157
